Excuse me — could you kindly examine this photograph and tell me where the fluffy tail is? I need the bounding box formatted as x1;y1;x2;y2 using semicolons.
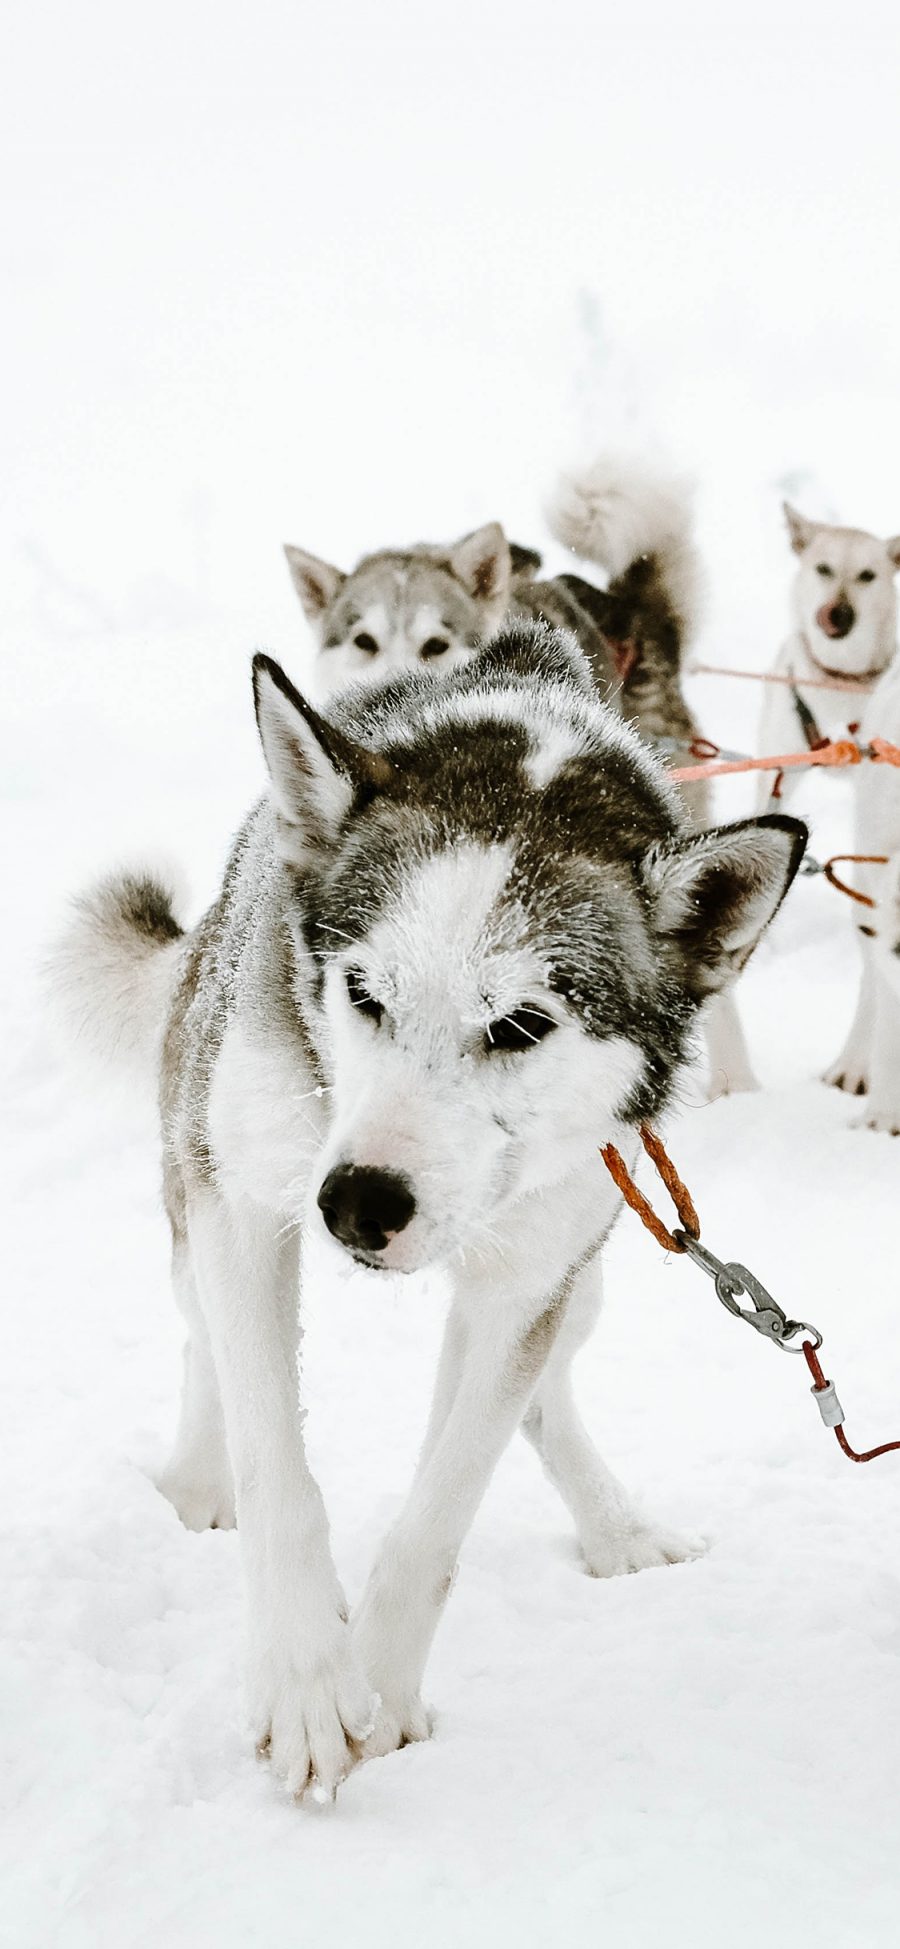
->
546;452;703;659
48;868;186;1085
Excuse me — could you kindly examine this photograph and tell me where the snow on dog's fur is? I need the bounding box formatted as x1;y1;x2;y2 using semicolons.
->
51;624;805;1802
757;501;900;810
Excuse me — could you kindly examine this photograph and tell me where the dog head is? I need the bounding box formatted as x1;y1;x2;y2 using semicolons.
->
253;627;806;1273
784;502;900;678
283;527;512;696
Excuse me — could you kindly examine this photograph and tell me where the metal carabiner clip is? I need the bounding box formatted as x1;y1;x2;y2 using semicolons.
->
673;1231;822;1354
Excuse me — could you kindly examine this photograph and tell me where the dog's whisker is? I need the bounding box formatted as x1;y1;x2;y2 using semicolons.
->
274;1214;304;1244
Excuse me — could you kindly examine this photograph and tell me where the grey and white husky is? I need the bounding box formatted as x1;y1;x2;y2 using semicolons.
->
53;625;805;1802
284;454;703;764
287;454;756;1096
757;501;900;808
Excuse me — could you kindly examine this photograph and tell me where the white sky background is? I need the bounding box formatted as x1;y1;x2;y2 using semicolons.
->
4;0;900;663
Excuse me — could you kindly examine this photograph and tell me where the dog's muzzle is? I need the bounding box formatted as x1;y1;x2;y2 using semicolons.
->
816;598;855;640
317;1163;416;1260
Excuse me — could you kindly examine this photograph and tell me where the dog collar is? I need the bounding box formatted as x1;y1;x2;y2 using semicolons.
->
799;630;886;689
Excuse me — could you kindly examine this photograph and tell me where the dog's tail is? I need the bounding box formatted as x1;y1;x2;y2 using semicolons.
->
546;452;703;665
48;867;187;1086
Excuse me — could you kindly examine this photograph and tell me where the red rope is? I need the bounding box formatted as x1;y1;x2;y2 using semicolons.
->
821;854;888;909
802;1342;900;1464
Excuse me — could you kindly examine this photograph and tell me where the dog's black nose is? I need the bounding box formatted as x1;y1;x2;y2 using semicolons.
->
317;1165;416;1256
826;600;855;638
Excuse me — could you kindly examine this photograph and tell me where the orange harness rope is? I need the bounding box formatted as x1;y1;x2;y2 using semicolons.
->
600;1125;698;1253
668;734;900;786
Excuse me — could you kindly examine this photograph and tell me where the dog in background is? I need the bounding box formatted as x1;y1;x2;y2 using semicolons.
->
285;456;757;1095
757;503;900;809
284;455;702;764
826;652;900;1131
753;501;900;1126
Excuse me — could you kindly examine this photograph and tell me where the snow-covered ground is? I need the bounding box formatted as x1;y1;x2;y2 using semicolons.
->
4;5;900;1945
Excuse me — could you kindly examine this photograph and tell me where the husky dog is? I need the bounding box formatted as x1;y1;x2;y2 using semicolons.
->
757;503;900;808
284;456;702;768
286;457;756;1097
825;655;900;1130
53;625;804;1801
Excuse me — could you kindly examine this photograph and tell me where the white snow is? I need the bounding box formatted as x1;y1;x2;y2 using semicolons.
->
4;3;900;1945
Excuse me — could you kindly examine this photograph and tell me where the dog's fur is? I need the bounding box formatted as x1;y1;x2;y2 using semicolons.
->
52;625;805;1800
286;455;757;1097
757;502;900;809
825;655;900;1131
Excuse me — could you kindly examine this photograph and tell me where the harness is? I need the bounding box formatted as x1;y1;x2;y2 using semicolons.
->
787;633;885;755
799;628;886;691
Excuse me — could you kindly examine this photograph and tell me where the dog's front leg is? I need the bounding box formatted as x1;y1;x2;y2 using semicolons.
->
861;965;900;1134
825;929;876;1096
188;1188;375;1800
352;1274;570;1758
522;1254;703;1576
702;990;758;1097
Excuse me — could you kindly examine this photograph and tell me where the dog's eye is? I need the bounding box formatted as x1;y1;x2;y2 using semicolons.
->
345;967;383;1024
815;564;833;578
354;632;379;655
857;568;876;584
420;637;450;660
484;1009;556;1053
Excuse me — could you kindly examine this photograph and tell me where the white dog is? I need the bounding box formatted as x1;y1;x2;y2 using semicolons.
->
826;654;900;1131
757;503;900;809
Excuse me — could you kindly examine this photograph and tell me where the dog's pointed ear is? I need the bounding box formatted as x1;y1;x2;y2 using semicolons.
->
642;814;807;998
253;655;393;866
283;545;346;622
449;522;512;608
509;541;543;580
783;502;817;556
886;535;900;570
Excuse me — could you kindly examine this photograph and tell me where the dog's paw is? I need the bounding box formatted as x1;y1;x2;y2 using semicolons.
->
360;1692;433;1761
824;1057;869;1096
582;1519;707;1580
157;1464;237;1532
856;1103;900;1137
250;1624;377;1803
